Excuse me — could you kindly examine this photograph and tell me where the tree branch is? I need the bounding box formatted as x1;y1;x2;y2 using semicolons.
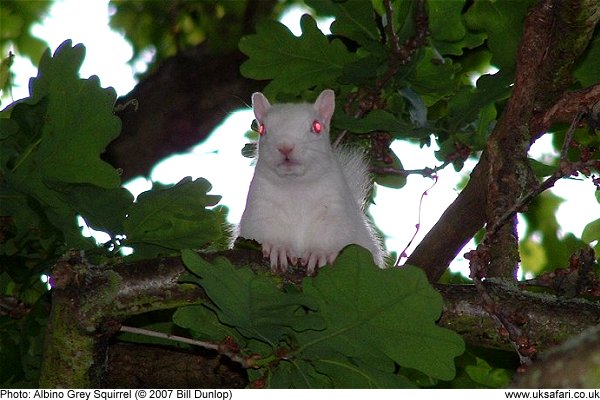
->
513;323;600;388
105;46;265;181
406;0;600;282
40;249;600;387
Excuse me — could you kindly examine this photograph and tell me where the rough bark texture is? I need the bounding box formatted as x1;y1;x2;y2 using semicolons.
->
514;324;600;388
437;282;600;353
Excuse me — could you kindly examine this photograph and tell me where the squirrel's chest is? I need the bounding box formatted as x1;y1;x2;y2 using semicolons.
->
276;185;339;220
258;177;345;223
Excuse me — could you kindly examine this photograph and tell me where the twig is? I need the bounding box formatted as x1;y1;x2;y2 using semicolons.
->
377;0;429;91
396;175;439;267
560;110;585;158
120;325;217;349
373;161;450;178
119;325;251;367
113;98;139;114
382;0;402;55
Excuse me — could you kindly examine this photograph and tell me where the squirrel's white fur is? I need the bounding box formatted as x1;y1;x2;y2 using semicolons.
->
238;89;384;274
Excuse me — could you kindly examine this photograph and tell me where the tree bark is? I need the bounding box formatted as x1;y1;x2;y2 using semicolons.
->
514;324;600;388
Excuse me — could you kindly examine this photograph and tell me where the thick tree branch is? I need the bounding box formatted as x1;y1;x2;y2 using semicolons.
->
514;323;600;388
436;280;600;353
105;46;264;181
41;249;600;387
483;0;556;279
407;0;600;282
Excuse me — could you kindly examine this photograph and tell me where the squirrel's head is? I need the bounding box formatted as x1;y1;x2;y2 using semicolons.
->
251;89;336;179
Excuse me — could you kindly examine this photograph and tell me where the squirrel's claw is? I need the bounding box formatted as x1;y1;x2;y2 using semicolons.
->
303;251;338;275
262;243;290;273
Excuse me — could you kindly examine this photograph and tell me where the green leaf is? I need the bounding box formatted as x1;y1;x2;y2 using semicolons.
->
374;150;407;189
428;0;486;56
464;357;512;388
269;359;332;388
528;158;556;178
0;98;49;171
574;33;600;86
521;192;587;274
124;177;223;251
408;47;460;105
180;246;463;387
306;0;380;45
0;1;52;65
25;41;121;188
428;0;466;43
335;109;412;135
0;52;14;96
7;40;121;188
239;15;358;97
313;357;415;388
1;40;122;248
582;218;600;244
340;52;385;85
519;238;548;275
464;0;535;69
448;70;512;132
301;246;465;381
173;305;244;344
180;249;324;343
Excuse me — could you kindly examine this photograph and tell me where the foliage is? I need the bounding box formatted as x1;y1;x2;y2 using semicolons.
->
239;3;508;168
239;14;359;98
108;0;281;71
175;247;464;388
0;40;227;386
0;0;52;98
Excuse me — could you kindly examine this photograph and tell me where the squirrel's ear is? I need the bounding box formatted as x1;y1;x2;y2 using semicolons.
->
314;89;335;123
252;92;271;122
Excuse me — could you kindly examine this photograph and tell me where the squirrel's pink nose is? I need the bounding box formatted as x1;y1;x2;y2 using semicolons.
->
278;145;294;157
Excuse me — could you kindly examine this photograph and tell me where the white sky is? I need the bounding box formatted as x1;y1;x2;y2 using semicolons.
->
4;0;598;277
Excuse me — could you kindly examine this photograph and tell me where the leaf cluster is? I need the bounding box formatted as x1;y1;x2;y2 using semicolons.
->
175;246;464;388
239;0;599;180
0;40;227;386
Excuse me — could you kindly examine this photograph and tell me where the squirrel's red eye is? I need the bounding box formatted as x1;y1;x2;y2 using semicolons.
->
258;123;266;136
312;120;322;134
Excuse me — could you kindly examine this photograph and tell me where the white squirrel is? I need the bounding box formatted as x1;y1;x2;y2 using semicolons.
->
238;89;384;274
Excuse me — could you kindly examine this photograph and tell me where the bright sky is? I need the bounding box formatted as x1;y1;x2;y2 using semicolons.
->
5;0;598;277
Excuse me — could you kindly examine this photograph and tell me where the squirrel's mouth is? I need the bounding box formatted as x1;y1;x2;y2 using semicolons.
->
278;158;300;167
276;158;304;176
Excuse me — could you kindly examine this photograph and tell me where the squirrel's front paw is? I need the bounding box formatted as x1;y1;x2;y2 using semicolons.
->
262;243;297;273
301;251;338;276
